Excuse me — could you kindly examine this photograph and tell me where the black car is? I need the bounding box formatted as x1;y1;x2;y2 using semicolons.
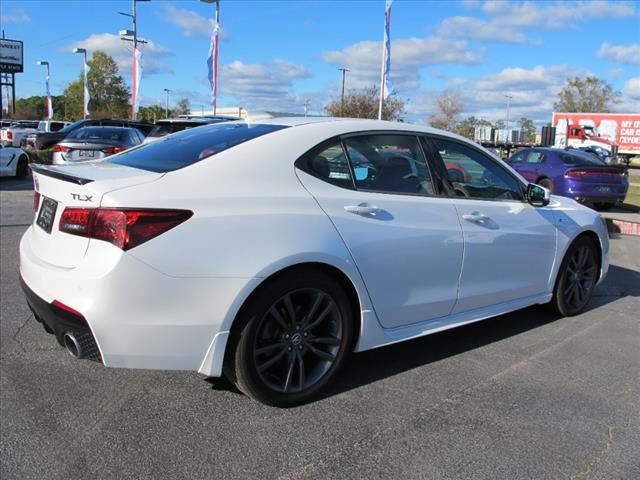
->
34;118;153;150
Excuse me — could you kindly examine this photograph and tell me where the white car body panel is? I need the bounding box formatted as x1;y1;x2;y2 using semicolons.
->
0;145;27;177
19;118;610;379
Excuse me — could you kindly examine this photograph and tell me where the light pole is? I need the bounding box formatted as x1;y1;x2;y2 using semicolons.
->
73;48;88;119
201;0;220;115
505;94;513;142
338;68;349;116
164;88;171;118
119;0;150;120
36;61;52;120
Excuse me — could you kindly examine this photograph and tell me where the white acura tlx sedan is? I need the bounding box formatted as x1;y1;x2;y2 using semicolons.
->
20;118;609;406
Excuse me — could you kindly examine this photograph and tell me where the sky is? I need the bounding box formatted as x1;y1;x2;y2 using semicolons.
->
1;0;639;125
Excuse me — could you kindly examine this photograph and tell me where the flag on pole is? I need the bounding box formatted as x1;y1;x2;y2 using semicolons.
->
45;74;53;120
378;0;392;119
207;14;220;114
83;61;90;116
382;0;392;100
132;48;142;115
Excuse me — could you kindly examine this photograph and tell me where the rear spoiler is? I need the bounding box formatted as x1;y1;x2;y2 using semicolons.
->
30;164;94;185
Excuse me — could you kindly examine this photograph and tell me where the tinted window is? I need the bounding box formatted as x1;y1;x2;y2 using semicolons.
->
343;135;434;195
508;151;527;163
51;122;66;132
110;122;287;172
558;151;605;166
432;139;522;201
307;142;354;189
67;127;130;142
59;120;92;133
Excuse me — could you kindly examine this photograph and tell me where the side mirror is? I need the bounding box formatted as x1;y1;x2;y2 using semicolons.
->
527;183;550;207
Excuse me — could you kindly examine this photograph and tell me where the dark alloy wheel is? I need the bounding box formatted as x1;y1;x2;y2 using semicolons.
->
550;237;599;316
226;271;354;407
16;156;29;179
537;178;553;192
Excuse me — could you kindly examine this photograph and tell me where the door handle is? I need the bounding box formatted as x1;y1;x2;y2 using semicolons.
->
344;203;383;217
462;212;488;223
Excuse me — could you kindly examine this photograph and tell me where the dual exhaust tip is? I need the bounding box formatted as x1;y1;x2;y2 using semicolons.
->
63;332;84;359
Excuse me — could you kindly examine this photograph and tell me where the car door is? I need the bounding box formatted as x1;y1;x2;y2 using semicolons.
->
296;133;463;329
425;136;557;313
0;145;16;175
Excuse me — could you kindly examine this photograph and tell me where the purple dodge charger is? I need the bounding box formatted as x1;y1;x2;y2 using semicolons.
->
507;147;628;211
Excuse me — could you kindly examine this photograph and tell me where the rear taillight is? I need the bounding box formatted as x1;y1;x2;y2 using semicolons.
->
7;132;13;140
53;144;70;153
102;145;128;154
59;208;193;251
565;170;621;178
33;191;41;212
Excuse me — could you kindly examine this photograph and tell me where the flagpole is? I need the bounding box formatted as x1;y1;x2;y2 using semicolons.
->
377;0;392;121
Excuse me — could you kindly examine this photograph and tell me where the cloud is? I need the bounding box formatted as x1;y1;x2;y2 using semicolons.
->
322;37;482;93
67;33;173;75
217;59;313;111
598;42;640;65
624;77;640;99
482;0;637;30
0;6;30;24
437;16;530;44
411;65;588;124
159;4;228;39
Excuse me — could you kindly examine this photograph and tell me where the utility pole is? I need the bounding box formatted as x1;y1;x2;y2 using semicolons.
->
303;99;310;117
119;0;149;120
505;94;513;142
164;88;171;118
338;68;349;116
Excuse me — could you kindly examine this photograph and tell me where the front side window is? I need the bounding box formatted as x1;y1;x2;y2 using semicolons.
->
526;151;545;164
343;135;435;196
431;138;523;201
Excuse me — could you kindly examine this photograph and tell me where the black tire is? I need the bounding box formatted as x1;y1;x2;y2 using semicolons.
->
549;236;599;316
537;178;553;192
593;202;613;212
15;155;29;179
225;270;354;407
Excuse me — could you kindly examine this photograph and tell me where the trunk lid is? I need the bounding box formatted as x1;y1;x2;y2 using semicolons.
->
564;165;627;185
30;162;163;268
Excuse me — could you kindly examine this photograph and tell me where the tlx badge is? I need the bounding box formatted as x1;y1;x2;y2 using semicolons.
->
71;193;93;202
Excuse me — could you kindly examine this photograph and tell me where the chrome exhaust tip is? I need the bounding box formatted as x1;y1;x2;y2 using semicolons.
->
63;332;83;359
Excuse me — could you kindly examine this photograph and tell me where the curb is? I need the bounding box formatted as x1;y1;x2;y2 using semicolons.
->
607;219;640;236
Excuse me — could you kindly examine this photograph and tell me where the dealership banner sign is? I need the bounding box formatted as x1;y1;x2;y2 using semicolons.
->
0;39;23;73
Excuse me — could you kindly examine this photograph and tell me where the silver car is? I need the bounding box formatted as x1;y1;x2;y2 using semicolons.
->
52;126;145;165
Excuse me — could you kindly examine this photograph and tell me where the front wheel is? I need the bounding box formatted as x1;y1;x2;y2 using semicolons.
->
225;271;354;407
549;237;599;316
537;178;553;192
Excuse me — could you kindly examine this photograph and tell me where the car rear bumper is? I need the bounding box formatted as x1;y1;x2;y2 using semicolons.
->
20;226;259;375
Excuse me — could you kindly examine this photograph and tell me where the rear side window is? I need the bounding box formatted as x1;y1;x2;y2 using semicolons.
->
307;142;354;189
110;122;288;172
559;151;604;166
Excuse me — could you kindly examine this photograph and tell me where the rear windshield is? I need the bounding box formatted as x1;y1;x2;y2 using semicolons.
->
558;151;605;166
109;122;287;172
59;119;88;133
67;127;130;142
148;121;208;138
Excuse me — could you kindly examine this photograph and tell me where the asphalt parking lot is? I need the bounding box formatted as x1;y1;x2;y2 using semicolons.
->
1;176;638;480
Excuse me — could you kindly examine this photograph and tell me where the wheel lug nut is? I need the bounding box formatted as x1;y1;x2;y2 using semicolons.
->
303;332;308;337
298;345;303;350
284;334;289;339
288;347;292;351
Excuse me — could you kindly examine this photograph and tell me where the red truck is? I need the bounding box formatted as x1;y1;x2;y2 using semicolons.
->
552;112;640;162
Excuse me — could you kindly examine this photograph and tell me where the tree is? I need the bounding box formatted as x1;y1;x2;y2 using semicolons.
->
12;95;66;120
324;85;405;121
175;98;190;116
456;116;492;138
554;76;620;113
138;105;169;123
62;51;130;119
519;117;536;142
429;90;463;132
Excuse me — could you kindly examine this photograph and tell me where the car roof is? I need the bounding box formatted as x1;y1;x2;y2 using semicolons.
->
74;126;138;130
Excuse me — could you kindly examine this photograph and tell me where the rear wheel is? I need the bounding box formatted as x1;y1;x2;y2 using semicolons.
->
16;155;29;179
225;271;354;407
593;202;614;211
549;237;599;316
537;178;553;192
